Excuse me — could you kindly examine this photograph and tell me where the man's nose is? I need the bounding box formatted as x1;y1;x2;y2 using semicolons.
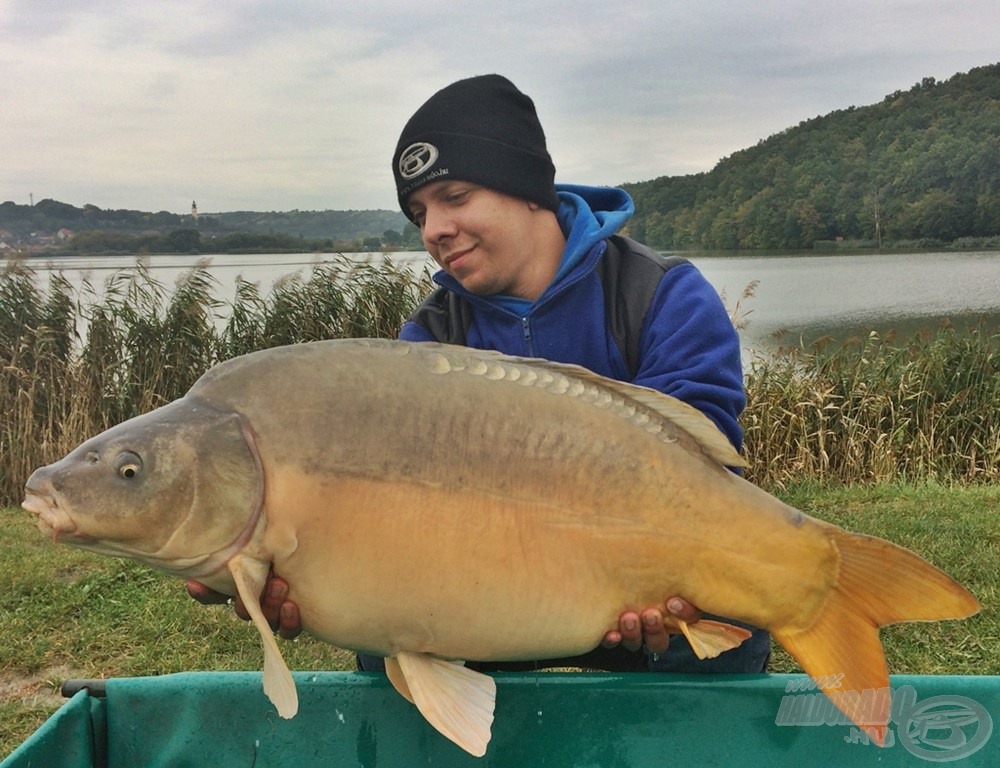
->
422;205;457;244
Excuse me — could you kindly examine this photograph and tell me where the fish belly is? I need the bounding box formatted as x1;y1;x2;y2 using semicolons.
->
263;464;837;662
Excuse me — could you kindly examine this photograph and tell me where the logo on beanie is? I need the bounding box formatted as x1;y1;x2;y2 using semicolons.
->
399;142;440;180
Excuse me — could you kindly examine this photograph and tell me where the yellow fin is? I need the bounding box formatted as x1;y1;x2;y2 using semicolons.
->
229;555;298;719
384;656;414;704
394;652;496;757
676;619;752;659
774;527;980;746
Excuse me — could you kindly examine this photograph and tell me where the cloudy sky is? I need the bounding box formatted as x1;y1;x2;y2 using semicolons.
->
2;0;998;214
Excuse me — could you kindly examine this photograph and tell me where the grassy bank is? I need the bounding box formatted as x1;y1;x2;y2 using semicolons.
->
3;482;996;758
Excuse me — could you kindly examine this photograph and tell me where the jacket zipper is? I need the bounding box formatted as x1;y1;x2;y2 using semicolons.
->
434;240;607;359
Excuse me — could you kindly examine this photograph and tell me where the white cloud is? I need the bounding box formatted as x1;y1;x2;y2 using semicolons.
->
2;0;998;212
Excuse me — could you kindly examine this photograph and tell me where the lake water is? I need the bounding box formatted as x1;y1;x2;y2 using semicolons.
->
11;249;1000;357
683;250;1000;354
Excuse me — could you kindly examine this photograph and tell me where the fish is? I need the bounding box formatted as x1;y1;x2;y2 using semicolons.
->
22;339;979;756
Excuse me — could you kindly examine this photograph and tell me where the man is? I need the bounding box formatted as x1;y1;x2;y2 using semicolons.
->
190;74;770;674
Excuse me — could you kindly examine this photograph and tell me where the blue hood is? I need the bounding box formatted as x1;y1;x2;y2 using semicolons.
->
551;184;634;286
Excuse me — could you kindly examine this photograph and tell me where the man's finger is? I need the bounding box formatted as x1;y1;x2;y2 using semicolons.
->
277;602;302;640
666;596;702;624
259;578;289;630
619;612;643;653
641;608;670;654
186;580;230;605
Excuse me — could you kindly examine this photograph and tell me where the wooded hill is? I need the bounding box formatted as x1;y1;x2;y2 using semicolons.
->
0;199;408;245
622;63;1000;250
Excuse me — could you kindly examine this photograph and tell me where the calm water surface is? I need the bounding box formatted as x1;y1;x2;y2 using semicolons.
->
13;249;1000;356
686;250;1000;353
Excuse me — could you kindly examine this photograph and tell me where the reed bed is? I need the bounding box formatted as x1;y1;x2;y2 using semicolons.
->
2;258;998;503
0;257;431;503
742;324;1000;488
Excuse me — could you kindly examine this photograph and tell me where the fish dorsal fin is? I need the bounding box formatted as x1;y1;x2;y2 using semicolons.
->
576;371;748;468
228;555;298;718
346;340;746;469
393;652;496;757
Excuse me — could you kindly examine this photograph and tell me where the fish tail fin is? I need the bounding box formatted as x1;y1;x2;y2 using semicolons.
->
774;529;980;746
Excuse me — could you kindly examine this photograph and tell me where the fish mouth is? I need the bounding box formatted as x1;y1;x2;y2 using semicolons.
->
22;490;82;541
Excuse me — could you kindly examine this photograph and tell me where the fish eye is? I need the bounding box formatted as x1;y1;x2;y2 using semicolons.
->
115;451;143;480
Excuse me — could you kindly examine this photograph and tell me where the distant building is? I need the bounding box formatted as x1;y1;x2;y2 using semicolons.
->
191;201;199;220
56;228;74;241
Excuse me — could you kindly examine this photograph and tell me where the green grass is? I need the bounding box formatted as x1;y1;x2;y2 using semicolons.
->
2;263;998;756
0;511;353;758
2;483;996;758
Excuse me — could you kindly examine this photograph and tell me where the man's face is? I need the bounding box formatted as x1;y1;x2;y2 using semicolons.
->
408;180;553;301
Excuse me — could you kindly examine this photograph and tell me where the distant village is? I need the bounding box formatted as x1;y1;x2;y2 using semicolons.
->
0;227;76;254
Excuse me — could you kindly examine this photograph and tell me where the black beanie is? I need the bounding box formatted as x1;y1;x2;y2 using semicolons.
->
392;74;560;220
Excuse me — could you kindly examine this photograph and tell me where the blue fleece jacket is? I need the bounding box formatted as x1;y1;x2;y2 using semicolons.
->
399;184;745;450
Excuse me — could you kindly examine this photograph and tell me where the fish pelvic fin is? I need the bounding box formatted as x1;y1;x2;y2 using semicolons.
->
229;555;299;719
676;619;752;659
773;528;980;746
393;652;496;758
384;656;414;704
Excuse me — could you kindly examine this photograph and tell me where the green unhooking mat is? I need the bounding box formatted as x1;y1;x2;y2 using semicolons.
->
3;672;997;767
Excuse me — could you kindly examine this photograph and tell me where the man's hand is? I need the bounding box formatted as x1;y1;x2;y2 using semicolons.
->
186;575;302;640
601;597;701;654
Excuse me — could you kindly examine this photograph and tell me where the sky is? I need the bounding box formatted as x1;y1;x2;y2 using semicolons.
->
2;0;999;215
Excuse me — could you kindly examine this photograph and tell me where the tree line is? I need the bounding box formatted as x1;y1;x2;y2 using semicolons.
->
62;229;358;255
623;63;1000;250
0;199;414;250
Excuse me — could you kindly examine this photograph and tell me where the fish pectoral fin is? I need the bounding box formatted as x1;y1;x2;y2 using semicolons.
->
677;619;752;660
228;555;298;719
384;656;414;704
393;652;496;757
